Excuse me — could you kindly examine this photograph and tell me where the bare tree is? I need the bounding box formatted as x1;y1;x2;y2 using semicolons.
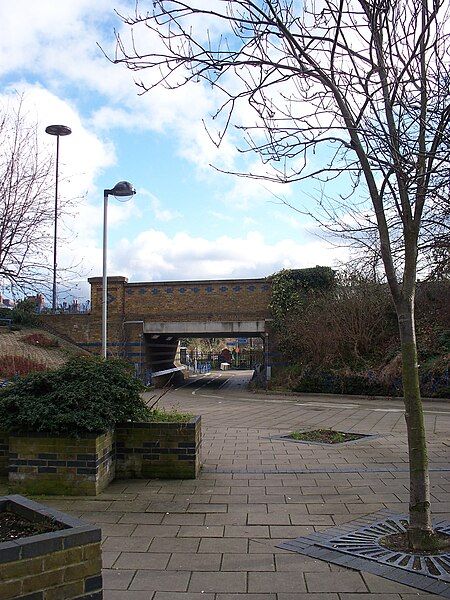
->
0;97;56;297
113;0;450;549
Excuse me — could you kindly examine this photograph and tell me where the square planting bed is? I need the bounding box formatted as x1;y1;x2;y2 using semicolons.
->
8;431;115;496
272;429;379;445
0;494;102;600
115;416;202;479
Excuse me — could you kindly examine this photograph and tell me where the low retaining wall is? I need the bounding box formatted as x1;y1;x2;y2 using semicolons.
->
1;418;201;494
0;494;102;600
8;431;115;496
116;416;201;479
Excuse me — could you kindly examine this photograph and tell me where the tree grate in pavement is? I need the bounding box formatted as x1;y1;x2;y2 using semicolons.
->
319;514;450;581
203;465;450;474
278;509;450;599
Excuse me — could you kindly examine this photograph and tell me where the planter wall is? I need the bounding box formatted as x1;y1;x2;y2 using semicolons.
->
116;416;202;479
0;494;102;600
1;418;201;495
8;431;115;496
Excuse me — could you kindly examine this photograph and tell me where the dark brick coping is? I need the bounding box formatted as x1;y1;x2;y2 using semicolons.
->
0;494;101;564
5;416;201;436
269;431;384;446
117;415;201;429
277;509;450;599
7;430;113;439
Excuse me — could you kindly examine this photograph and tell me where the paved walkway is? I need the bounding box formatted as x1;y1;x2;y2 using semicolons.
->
47;373;450;599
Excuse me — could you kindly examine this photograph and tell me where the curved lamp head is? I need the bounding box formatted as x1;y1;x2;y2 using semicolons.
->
107;181;136;199
45;124;72;136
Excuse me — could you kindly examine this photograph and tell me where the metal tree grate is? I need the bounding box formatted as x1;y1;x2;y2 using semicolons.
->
317;515;450;582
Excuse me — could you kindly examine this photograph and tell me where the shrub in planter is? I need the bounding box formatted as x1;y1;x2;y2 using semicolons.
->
0;356;202;493
0;355;147;435
0;356;149;495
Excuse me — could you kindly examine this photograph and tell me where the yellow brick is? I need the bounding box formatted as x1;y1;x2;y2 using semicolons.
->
44;579;84;600
83;542;102;561
0;557;43;580
44;547;83;570
0;579;22;599
63;557;101;582
23;568;63;593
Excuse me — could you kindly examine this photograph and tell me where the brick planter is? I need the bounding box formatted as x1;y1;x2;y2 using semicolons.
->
8;431;115;496
116;416;202;479
0;494;102;600
1;417;202;494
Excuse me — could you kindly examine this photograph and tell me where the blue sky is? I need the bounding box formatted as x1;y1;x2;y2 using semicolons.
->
0;0;346;302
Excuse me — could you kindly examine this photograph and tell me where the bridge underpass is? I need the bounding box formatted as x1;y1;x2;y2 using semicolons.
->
142;320;268;384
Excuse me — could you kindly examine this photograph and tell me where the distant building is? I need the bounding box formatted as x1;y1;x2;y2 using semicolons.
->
35;294;45;313
0;293;15;309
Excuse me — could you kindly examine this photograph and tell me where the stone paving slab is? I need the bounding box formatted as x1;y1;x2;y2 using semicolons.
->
39;386;450;600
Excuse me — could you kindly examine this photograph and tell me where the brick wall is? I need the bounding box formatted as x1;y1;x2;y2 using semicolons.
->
0;495;102;600
41;275;273;371
88;276;272;321
115;416;201;479
0;543;102;599
2;422;202;493
8;431;115;496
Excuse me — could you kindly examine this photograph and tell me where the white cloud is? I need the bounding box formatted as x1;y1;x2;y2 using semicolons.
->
139;189;181;222
0;85;118;294
0;0;242;176
109;229;346;282
0;2;352;304
208;211;234;222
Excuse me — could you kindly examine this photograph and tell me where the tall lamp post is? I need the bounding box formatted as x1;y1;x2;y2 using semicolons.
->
102;181;136;359
45;124;72;313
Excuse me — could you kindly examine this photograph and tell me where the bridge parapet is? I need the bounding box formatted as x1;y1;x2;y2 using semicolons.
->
88;276;272;321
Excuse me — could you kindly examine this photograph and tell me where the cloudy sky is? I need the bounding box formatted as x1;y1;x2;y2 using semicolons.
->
0;0;346;303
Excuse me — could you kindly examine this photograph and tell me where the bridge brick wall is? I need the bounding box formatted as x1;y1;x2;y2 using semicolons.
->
88;276;272;321
41;276;274;369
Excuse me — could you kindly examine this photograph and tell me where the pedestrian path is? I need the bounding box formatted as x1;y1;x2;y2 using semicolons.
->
48;392;450;599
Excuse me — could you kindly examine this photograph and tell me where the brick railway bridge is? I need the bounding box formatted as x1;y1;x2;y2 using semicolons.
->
43;276;274;382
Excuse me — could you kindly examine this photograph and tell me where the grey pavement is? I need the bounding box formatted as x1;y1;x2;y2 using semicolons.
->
48;371;450;599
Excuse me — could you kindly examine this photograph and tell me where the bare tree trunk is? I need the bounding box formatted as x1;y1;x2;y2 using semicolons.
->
396;298;433;549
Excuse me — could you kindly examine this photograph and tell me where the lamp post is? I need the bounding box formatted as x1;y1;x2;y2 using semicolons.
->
45;124;72;313
102;181;136;359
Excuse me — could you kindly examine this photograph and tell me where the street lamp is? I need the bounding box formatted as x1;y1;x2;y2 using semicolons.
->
45;124;72;313
102;181;136;359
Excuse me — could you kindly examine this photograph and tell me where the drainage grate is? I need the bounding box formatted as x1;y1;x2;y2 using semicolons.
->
317;515;450;582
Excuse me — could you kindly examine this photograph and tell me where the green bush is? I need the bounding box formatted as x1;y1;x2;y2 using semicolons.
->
145;408;193;422
291;369;393;396
12;298;39;326
0;356;148;435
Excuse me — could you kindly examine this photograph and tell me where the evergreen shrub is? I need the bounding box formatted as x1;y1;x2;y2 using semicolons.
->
11;299;39;326
0;356;148;435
